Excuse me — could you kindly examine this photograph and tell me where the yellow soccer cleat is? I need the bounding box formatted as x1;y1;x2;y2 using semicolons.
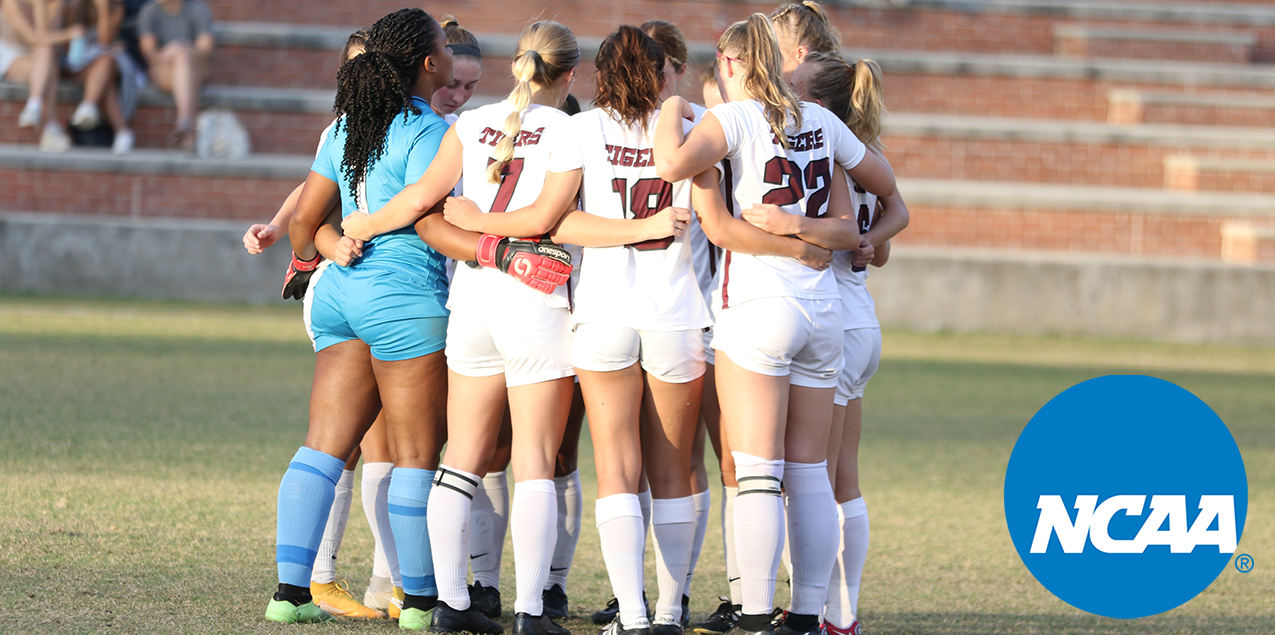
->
387;586;405;620
311;580;387;619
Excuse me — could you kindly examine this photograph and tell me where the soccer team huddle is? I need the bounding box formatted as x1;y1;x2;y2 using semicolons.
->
241;2;908;634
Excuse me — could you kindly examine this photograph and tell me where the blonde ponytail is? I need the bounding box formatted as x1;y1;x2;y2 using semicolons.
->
485;21;579;184
801;51;887;148
771;1;841;55
718;14;804;150
848;58;886;148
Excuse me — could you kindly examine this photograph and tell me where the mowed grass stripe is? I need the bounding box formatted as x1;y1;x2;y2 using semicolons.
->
1;296;1272;634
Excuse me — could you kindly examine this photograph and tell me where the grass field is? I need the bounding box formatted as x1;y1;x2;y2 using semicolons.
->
1;295;1272;635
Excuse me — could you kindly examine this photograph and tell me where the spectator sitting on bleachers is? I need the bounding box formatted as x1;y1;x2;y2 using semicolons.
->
1;0;77;152
137;0;212;151
62;0;137;153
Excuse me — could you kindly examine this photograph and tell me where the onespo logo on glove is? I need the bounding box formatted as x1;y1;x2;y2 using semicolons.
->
1004;376;1248;619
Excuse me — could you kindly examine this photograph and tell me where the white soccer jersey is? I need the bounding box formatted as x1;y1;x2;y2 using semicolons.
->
447;101;572;310
682;103;720;307
708;100;866;309
833;177;879;329
549;108;711;331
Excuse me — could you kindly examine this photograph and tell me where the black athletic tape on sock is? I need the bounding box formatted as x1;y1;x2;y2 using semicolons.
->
274;583;312;606
434;468;479;499
404;593;439;612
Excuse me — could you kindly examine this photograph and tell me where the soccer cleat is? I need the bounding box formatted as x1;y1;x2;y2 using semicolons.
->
542;583;569;619
653;616;685;635
470;581;503;618
513;611;570;635
264;599;335;624
593;592;650;625
770;609;788;629
721;626;772;635
399;606;434;631
821;622;862;635
311;580;386;618
432;600;505;634
364;576;394;611
680;595;691;628
387;586;404;619
601;615;653;635
693;597;741;634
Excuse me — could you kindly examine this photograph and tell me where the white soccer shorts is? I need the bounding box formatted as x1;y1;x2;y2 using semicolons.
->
834;327;881;406
710;296;843;389
446;303;575;387
572;323;706;384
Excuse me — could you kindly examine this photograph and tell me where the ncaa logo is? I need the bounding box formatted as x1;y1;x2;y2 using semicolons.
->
1004;376;1248;618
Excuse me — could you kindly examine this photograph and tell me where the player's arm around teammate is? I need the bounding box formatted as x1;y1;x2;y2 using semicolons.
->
265;9;456;629
652;15;895;635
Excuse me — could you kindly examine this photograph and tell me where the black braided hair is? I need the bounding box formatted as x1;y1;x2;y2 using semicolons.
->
333;8;440;202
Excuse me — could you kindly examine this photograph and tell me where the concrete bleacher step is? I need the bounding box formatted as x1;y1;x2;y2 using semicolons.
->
199;0;1275;59
1221;220;1275;263
882;113;1275;191
1053;24;1257;63
895;177;1275;263
1164;154;1275;193
1107;87;1275;126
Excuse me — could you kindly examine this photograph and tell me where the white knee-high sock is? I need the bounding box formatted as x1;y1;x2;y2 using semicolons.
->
638;488;653;537
722;485;742;605
732;452;785;617
825;498;869;628
783;461;839;616
685;489;711;596
547;470;583;589
362;462;400;588
428;465;481;609
652;496;697;624
471;470;510;589
512;479;558;616
597;494;650;628
313;469;355;584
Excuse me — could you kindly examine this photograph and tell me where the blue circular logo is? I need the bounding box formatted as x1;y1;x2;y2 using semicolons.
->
1005;376;1248;618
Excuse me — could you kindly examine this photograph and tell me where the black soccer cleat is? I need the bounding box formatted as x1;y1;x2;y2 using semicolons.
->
469;581;503;619
680;595;691;628
513;611;571;635
773;612;820;635
653;619;685;635
592;593;650;625
692;597;741;634
432;600;504;635
542;583;569;619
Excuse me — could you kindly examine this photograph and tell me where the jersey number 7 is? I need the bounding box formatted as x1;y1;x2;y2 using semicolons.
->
612;177;674;251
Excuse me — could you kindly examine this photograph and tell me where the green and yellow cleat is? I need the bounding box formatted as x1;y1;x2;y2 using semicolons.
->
398;606;434;631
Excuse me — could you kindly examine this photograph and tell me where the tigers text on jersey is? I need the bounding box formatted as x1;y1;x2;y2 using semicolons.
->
448;101;572;310
834;177;879;329
550;108;712;331
709;99;866;309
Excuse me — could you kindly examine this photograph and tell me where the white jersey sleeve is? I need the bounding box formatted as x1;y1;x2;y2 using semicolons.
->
447;102;573;310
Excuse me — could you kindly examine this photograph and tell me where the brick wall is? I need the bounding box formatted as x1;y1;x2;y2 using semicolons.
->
0;169;299;220
897;205;1275;260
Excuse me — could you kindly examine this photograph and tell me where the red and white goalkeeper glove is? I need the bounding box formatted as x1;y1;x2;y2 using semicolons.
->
282;252;322;300
472;234;572;294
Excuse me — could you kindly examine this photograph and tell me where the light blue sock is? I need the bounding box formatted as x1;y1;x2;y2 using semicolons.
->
389;467;438;596
276;446;346;587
